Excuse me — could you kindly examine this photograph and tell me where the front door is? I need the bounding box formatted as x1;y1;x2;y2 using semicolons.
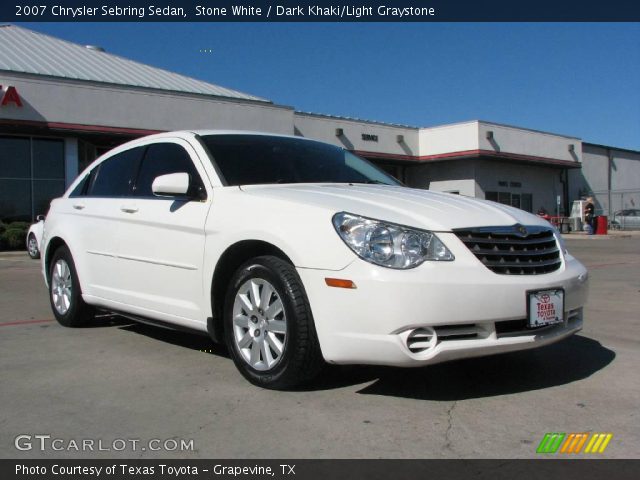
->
114;139;211;327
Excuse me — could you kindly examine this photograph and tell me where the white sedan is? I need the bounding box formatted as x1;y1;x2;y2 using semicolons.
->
41;131;589;389
26;215;45;259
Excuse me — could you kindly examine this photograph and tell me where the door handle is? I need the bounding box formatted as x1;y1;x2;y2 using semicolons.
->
72;203;85;210
120;205;139;213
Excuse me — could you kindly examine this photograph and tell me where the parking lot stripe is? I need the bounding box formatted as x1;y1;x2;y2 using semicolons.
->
0;319;54;327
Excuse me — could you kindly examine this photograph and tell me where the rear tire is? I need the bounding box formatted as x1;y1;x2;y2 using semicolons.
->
49;246;94;327
224;255;323;389
27;234;40;259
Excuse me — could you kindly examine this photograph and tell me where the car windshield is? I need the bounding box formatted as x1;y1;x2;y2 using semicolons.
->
200;134;401;186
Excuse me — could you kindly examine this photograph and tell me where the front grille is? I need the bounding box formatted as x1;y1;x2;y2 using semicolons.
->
405;324;480;354
433;324;479;341
495;309;580;337
454;225;562;275
495;319;529;336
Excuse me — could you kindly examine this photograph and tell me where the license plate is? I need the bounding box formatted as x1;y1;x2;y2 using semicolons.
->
528;289;564;328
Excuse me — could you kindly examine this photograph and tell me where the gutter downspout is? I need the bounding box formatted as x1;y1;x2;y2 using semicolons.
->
607;148;613;217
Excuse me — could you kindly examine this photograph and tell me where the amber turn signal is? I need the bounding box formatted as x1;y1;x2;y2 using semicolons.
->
324;278;356;289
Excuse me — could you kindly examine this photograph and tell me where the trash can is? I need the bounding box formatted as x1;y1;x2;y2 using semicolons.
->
595;215;608;235
560;218;570;234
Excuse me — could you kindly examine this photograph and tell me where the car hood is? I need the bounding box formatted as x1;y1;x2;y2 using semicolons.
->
239;184;552;231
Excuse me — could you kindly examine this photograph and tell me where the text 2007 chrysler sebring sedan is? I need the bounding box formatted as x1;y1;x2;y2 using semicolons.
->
42;131;589;389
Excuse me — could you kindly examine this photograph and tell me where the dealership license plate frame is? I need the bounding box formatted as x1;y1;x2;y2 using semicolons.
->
526;288;565;329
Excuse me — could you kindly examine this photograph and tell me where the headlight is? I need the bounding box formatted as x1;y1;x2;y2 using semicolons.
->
332;212;454;269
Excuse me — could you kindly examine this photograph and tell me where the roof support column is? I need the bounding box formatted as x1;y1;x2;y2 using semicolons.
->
64;137;78;188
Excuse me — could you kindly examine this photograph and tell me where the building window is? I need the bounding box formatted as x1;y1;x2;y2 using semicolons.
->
374;163;405;183
0;136;65;222
498;191;511;205
485;191;533;213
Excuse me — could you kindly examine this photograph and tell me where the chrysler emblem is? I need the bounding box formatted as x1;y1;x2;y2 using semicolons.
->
515;224;528;237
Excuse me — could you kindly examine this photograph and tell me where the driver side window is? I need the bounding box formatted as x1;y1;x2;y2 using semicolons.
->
133;142;206;199
85;146;145;198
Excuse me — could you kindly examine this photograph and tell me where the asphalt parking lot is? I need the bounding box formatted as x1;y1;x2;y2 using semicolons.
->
1;235;638;459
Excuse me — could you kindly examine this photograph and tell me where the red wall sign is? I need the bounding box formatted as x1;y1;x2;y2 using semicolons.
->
0;86;23;107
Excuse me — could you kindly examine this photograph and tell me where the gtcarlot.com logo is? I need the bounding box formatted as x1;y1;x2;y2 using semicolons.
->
14;434;194;452
536;432;613;454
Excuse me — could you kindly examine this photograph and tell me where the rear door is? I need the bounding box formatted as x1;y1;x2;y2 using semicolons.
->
67;146;145;300
114;138;212;326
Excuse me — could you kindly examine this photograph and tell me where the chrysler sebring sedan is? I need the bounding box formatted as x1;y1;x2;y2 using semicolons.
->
41;131;589;389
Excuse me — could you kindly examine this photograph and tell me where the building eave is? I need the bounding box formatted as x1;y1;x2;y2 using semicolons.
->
354;149;582;168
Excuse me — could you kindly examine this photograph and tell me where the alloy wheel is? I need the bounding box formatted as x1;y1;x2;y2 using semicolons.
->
232;278;287;371
28;236;38;257
51;259;72;315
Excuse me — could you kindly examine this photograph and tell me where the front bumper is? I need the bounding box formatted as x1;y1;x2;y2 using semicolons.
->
297;233;589;366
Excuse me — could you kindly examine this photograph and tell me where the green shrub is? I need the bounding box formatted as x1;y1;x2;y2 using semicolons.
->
0;221;30;251
8;221;30;231
1;227;27;250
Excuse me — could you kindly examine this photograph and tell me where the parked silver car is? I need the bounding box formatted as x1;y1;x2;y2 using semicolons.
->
611;209;640;230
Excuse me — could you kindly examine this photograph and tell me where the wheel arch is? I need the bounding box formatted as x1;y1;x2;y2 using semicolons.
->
44;236;69;280
208;240;294;343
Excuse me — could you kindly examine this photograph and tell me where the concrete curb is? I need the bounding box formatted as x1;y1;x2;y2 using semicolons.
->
0;251;29;258
563;232;638;240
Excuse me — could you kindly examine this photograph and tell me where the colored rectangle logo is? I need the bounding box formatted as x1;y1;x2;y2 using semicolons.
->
537;433;612;454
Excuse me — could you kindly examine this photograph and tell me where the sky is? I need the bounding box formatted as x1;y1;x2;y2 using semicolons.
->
18;22;640;150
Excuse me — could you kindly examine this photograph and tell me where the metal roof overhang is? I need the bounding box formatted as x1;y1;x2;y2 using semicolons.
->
354;148;582;169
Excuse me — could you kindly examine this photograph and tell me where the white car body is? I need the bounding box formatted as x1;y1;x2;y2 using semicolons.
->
41;130;589;384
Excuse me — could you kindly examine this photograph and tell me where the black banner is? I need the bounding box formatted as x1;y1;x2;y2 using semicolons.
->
3;460;640;480
2;0;640;22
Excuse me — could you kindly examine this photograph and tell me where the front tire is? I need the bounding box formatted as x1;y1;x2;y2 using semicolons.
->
224;256;323;389
49;246;94;327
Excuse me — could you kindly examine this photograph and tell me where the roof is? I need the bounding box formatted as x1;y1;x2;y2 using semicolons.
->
295;110;419;129
582;142;640;155
0;25;269;103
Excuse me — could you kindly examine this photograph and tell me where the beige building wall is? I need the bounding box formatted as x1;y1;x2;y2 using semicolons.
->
0;73;294;134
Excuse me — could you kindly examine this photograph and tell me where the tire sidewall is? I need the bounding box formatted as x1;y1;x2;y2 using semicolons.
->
49;246;86;327
224;259;305;387
27;234;40;259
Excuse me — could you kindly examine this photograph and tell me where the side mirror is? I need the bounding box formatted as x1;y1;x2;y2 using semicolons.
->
152;172;190;197
36;215;45;222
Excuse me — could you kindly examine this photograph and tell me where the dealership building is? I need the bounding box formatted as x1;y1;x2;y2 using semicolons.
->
1;24;638;223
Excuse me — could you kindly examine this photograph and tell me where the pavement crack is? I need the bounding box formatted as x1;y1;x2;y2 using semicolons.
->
178;418;218;439
444;401;458;453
